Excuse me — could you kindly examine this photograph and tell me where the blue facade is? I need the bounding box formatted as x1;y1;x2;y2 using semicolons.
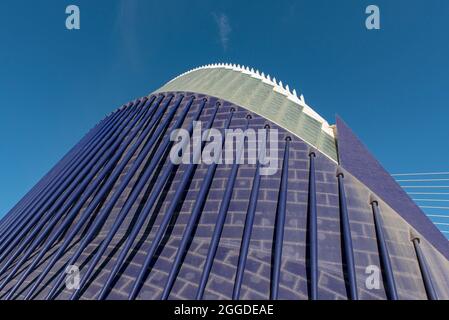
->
0;89;448;300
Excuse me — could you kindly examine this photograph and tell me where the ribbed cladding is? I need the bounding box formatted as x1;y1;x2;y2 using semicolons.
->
160;107;235;300
0;103;135;281
1;99;152;297
0;108;122;254
67;95;186;300
0;111;109;233
20;97;163;299
0;91;448;300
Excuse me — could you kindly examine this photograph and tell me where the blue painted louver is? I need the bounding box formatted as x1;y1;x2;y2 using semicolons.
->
128;98;217;300
370;201;398;300
337;172;358;300
412;238;438;300
307;152;318;300
195;115;251;300
232;121;264;300
270;136;290;300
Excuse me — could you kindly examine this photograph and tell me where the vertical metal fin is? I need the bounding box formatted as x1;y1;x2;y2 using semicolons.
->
411;237;438;300
4;98;155;299
0;101;135;263
161;104;234;300
270;136;290;300
128;98;219;300
232;121;264;300
337;172;358;300
70;96;198;300
195;116;250;300
0;101;142;291
307;152;318;300
97;98;209;300
371;201;398;300
23;96;166;300
45;94;180;300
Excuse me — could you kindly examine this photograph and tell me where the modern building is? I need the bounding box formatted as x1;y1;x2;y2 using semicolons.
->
0;63;448;300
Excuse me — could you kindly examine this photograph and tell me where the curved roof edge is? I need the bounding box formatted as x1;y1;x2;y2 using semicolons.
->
164;63;333;136
153;63;338;162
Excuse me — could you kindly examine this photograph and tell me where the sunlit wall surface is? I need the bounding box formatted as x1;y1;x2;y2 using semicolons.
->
0;65;448;300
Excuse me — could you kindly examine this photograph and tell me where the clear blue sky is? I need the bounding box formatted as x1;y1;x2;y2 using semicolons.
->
1;0;449;217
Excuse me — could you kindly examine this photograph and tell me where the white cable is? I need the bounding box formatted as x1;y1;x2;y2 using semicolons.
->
392;172;449;176
396;178;449;182
407;192;449;195
402;186;449;188
413;199;449;202
434;222;449;226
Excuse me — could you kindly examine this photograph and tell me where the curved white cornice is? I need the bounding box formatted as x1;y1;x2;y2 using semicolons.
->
165;63;334;137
